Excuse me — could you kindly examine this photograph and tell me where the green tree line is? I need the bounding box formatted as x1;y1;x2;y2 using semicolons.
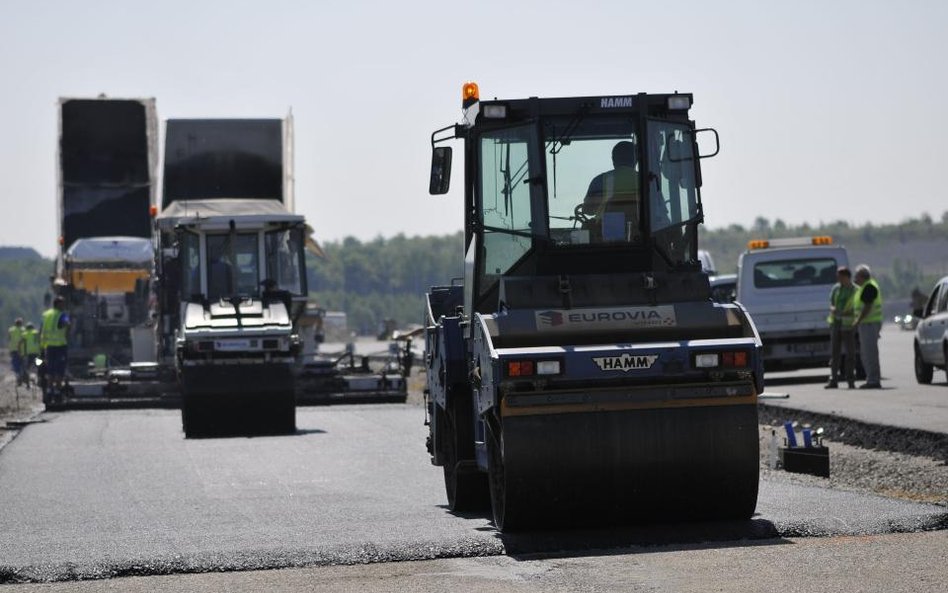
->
306;233;464;335
2;214;946;343
0;254;53;347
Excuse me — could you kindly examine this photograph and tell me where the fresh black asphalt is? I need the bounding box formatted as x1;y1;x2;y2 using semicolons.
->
0;406;944;583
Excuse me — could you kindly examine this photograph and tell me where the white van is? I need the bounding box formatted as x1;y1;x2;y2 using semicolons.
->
736;237;849;371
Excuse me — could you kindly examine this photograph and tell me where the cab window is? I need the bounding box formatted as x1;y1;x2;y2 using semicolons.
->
478;124;535;293
937;281;948;314
206;233;260;300
179;231;200;300
265;228;305;296
753;258;838;288
924;283;941;317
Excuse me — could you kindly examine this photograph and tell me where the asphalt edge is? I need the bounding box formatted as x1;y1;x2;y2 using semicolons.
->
0;404;46;454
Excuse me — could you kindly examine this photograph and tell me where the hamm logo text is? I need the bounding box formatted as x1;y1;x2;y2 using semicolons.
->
593;354;659;372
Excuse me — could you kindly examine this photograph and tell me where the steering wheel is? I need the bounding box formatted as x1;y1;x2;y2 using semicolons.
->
573;203;591;227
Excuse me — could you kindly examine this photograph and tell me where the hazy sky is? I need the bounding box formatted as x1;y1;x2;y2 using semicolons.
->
2;0;946;258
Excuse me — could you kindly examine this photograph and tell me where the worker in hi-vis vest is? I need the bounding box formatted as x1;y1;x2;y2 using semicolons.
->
582;140;642;243
40;295;70;402
17;321;41;384
8;317;24;383
825;266;857;389
852;264;883;389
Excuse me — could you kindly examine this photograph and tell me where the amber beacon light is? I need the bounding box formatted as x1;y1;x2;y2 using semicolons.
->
462;81;480;108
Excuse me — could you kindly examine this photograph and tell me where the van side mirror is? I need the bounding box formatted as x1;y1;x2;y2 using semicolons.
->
429;146;452;195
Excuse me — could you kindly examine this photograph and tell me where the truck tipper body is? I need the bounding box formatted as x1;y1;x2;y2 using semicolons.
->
56;97;158;375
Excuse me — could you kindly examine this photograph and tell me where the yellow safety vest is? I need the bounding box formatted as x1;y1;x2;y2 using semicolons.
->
41;308;68;348
853;278;883;324
8;325;23;350
20;328;41;356
598;166;640;217
827;283;856;325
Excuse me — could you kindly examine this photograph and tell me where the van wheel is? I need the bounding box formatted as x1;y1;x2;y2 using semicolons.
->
915;344;933;384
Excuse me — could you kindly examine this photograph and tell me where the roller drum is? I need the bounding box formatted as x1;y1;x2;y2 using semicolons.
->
488;404;759;531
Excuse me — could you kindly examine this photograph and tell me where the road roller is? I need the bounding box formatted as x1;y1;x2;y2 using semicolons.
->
423;83;764;531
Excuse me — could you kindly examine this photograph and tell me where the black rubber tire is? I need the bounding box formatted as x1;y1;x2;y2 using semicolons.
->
485;419;529;532
440;394;490;512
915;344;933;385
485;419;508;530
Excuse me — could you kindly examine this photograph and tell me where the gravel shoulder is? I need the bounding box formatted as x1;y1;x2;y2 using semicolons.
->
758;418;948;507
0;350;44;449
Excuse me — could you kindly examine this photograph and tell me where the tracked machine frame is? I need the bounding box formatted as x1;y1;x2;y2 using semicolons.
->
424;83;764;531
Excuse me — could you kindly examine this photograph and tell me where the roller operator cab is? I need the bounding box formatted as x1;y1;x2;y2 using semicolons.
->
424;84;764;531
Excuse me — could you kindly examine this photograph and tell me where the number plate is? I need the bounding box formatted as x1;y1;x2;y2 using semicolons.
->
790;342;827;354
214;339;251;351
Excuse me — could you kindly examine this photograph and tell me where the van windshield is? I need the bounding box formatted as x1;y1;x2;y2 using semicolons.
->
753;258;838;288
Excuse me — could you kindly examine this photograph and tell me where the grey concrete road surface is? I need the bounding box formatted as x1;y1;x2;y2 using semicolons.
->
0;405;945;584
761;325;948;434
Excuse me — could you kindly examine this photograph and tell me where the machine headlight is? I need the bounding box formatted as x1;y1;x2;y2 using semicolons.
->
483;104;507;119
667;95;691;110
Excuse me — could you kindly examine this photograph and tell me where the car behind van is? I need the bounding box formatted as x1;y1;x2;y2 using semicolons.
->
914;275;948;384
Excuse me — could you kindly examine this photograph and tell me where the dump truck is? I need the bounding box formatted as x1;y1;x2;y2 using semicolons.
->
56;97;158;376
423;84;764;531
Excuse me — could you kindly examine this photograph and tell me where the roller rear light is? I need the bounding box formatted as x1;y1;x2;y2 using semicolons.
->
693;350;749;369
506;359;562;377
